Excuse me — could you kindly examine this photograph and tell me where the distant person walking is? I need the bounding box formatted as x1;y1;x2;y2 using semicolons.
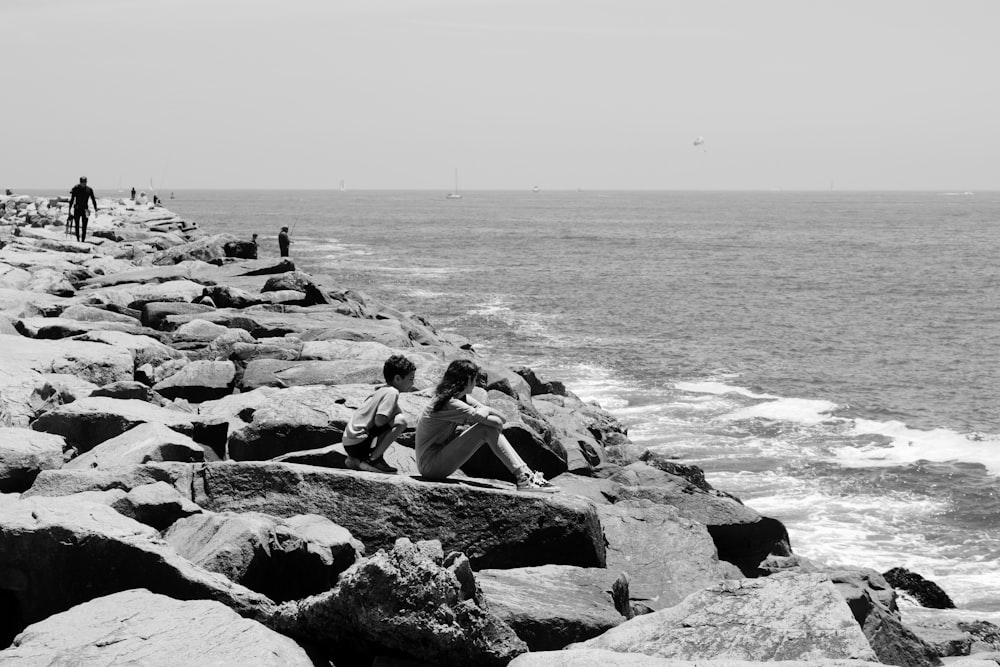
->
68;176;97;242
130;186;136;200
250;233;259;259
278;226;291;257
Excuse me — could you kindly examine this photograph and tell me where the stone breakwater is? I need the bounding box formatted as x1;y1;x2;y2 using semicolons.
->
0;194;996;666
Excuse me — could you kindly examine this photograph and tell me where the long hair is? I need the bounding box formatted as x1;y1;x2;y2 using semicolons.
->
432;359;480;412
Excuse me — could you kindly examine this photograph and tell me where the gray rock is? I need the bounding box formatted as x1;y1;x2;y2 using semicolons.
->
141;301;214;329
74;330;184;366
0;494;275;633
22;461;194;499
164;510;362;602
30;396;228;454
118;481;204;530
477;565;625;650
574;573;879;662
64;422;217;470
0;428;64;492
598;499;740;610
152;359;236;402
90;380;159;402
509;651;885;667
15;315;141;338
189;461;606;569
60;304;139;324
269;537;527;665
27;374;100;417
0;589;311;667
585;461;793;575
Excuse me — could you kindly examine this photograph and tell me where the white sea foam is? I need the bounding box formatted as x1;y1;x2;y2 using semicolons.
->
720;396;840;425
675;380;776;400
834;419;1000;475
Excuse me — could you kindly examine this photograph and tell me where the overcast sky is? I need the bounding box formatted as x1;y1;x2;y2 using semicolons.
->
4;0;997;191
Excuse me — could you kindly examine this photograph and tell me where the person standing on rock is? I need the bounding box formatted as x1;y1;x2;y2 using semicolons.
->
68;176;97;242
415;359;559;493
278;226;291;257
342;355;417;474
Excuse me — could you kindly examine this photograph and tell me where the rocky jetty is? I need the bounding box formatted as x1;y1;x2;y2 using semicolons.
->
0;193;996;666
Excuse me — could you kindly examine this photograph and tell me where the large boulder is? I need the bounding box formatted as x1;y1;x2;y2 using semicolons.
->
598;499;740;610
188;461;606;569
63;422;217;470
509;650;885;666
573;573;879;662
269;537;527;666
30;396;227;454
0;427;64;493
163;305;415;346
74;330;184;367
150;233;236;266
163;510;362;602
0;494;275;639
141;301;214;329
151;359;236;402
15;315;141;338
883;567;956;609
578;460;793;575
226;388;355;460
238;358;384;391
477;565;626;650
0;335;134;427
0;589;312;667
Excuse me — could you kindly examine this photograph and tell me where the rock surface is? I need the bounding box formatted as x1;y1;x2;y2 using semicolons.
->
269;537;528;665
0;589;313;666
574;573;879;662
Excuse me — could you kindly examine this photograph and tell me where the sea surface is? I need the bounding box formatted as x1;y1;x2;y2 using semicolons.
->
164;189;1000;614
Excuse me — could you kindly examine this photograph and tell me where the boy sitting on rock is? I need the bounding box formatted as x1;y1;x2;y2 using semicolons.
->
342;354;416;474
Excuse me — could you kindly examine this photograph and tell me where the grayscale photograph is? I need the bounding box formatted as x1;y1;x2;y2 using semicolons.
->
0;1;997;665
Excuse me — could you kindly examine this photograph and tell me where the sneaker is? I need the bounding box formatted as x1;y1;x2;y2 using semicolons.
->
516;470;559;493
360;457;397;474
345;456;361;471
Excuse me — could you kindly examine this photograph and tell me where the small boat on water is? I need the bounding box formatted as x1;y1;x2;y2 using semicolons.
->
447;169;462;200
532;185;540;193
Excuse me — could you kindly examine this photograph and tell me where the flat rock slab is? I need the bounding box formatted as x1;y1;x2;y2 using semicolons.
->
164;305;414;345
0;494;274;631
63;422;217;470
573;573;879;662
0;335;135;427
190;461;606;570
152;359;236;402
509;651;886;667
15;316;142;338
598;499;740;610
31;396;227;453
239;358;384;390
0;589;312;667
0;427;64;493
478;565;625;650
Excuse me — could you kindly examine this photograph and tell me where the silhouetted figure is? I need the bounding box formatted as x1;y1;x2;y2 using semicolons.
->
130;187;136;199
278;226;291;257
68;177;97;242
250;233;259;259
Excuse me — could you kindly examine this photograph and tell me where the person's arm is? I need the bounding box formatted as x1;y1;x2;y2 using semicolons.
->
89;190;97;211
462;395;503;429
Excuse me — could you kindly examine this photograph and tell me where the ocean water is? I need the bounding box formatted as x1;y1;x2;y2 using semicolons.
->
165;189;1000;614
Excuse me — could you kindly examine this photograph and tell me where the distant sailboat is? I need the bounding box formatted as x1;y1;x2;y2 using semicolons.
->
447;169;462;200
339;180;346;192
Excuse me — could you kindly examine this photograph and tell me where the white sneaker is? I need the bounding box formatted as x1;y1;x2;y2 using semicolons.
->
516;470;559;493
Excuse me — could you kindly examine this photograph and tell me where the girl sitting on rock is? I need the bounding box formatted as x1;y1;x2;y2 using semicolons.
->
415;359;558;493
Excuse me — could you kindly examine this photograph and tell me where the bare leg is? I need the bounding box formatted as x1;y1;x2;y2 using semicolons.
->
369;414;407;461
417;423;528;480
